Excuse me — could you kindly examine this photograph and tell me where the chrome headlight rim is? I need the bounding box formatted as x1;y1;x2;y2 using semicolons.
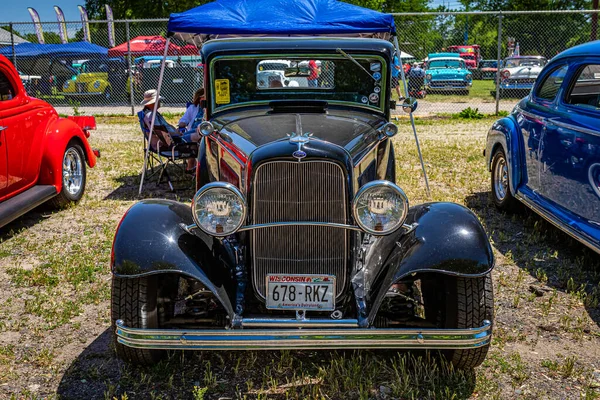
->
352;180;409;236
192;182;247;237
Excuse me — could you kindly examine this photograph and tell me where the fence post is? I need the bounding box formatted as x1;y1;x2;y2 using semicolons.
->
9;23;16;70
495;12;503;116
126;20;135;116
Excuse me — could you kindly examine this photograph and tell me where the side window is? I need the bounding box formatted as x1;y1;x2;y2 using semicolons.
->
566;64;600;111
535;65;568;101
0;70;15;101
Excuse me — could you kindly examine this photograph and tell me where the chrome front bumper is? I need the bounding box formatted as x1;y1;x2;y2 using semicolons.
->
115;319;492;350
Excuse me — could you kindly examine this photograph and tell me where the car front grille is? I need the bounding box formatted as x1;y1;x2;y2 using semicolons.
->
251;161;347;299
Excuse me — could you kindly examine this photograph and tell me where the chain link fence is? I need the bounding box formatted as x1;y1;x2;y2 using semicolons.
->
0;10;598;116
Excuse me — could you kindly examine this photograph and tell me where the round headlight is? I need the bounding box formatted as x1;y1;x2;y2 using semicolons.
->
192;182;246;237
381;122;398;138
198;121;214;136
353;181;409;235
63;81;70;89
425;74;432;80
93;80;100;89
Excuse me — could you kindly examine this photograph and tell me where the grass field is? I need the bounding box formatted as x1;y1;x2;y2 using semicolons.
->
0;116;599;399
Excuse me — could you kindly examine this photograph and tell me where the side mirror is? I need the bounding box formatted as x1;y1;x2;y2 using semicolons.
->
402;97;418;114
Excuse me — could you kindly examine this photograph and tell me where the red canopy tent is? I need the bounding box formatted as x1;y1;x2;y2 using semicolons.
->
108;36;198;57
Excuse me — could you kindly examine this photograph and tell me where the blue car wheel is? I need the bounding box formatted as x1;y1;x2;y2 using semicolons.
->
491;148;519;211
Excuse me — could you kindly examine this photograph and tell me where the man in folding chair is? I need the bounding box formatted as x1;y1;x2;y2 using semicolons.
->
139;89;200;190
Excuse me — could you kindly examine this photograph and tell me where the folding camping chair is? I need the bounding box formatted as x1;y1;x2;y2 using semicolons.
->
137;110;198;191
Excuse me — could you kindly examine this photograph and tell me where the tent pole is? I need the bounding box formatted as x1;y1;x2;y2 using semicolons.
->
138;37;171;196
393;35;431;198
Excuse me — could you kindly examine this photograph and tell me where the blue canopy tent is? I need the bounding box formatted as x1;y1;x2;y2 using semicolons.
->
0;42;109;78
139;0;429;195
0;42;109;59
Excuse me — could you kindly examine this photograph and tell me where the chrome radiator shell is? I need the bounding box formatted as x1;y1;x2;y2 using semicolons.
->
251;161;348;299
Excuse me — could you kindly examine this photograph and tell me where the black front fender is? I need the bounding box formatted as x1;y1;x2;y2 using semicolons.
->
111;199;235;317
364;202;494;324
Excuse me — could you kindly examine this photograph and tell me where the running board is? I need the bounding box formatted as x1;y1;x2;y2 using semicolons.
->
0;185;57;227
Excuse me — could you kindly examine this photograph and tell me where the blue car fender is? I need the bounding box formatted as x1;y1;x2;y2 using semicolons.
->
485;114;525;196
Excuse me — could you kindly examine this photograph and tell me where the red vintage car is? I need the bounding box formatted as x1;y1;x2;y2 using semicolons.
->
0;54;98;227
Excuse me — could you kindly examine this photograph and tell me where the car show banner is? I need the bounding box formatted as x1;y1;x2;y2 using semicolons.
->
106;4;116;48
78;5;91;42
54;6;69;44
27;7;45;44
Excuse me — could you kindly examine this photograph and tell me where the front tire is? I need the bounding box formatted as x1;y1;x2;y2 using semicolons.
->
444;274;494;369
50;143;87;209
490;148;520;211
111;276;166;365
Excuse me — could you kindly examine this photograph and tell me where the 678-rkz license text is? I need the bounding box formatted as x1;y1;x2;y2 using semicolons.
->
266;274;335;310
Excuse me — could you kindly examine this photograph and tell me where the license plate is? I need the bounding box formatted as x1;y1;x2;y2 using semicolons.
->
266;274;335;311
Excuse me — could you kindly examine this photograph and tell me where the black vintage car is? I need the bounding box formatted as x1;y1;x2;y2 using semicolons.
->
111;37;494;369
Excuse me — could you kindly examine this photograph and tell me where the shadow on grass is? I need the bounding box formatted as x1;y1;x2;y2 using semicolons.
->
56;330;477;399
0;204;57;243
104;165;196;202
465;191;600;327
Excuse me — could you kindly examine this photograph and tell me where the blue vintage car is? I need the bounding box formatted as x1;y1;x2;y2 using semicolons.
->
486;40;600;252
424;53;473;95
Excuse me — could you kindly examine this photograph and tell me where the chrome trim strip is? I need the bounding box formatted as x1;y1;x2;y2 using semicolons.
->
241;317;359;328
240;221;363;232
546;118;600;137
184;222;417;235
115;319;492;350
515;192;600;255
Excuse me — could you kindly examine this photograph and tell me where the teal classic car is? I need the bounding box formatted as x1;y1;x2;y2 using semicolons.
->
424;53;473;95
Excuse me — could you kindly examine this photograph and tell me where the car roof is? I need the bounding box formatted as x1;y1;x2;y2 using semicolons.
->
428;57;463;61
551;40;600;62
504;55;545;60
201;37;394;59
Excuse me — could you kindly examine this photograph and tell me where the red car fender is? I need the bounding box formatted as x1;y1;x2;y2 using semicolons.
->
37;117;97;191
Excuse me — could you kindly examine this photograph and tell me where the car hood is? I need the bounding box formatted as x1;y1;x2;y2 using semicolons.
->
213;108;387;160
504;66;543;78
427;68;470;79
76;72;108;82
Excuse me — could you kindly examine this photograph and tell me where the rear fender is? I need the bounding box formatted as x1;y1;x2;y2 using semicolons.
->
364;202;494;324
111;199;235;317
38;117;97;191
485;115;524;195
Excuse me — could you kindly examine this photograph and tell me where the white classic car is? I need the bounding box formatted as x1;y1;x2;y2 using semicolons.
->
497;56;547;95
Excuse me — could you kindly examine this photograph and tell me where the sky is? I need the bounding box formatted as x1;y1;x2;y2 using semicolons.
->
2;0;83;23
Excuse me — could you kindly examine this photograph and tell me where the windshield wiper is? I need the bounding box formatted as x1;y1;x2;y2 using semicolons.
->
336;48;376;81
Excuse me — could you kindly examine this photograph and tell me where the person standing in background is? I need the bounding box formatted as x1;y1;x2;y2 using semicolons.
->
308;59;320;87
392;55;402;98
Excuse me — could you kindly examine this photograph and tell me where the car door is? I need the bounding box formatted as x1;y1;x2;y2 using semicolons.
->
539;62;600;224
0;67;16;195
515;63;569;195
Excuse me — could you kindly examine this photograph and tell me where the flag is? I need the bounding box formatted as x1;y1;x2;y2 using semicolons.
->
105;4;116;48
27;7;45;44
77;5;91;42
54;6;68;44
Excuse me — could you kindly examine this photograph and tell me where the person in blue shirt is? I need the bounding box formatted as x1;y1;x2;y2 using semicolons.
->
391;55;402;98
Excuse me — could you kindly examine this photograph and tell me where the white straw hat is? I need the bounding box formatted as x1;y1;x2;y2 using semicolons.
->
140;89;164;105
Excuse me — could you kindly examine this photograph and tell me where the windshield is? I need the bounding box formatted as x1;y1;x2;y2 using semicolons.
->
427;59;466;69
81;60;110;73
480;61;497;68
504;58;546;68
211;55;387;112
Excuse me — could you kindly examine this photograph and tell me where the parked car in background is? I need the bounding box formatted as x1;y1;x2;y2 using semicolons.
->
0;55;98;227
475;60;498;80
18;70;42;92
111;37;495;369
424;53;473;95
495;55;547;97
447;45;481;71
486;40;600;252
62;58;128;101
